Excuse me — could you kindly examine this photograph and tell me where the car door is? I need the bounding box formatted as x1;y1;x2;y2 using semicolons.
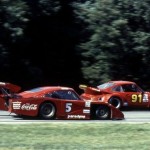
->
121;84;149;107
62;100;89;119
55;90;91;119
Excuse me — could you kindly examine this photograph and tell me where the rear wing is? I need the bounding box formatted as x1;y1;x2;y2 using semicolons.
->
0;82;21;93
79;84;88;90
79;84;101;95
79;84;110;95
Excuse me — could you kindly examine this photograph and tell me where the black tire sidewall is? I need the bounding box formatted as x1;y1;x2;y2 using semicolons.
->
95;105;110;120
109;97;121;109
39;103;56;119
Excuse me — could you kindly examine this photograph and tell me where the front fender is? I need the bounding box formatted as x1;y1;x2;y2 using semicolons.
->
110;105;124;120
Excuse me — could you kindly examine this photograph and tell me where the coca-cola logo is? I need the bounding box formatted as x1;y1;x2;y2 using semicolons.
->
21;103;37;110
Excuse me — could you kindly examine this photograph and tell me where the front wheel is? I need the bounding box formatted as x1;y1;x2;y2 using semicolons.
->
39;102;56;119
95;105;110;120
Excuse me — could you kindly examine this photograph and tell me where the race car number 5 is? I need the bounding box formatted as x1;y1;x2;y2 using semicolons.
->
66;103;72;112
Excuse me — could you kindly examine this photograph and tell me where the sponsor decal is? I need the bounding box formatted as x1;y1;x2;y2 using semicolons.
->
13;102;21;109
83;109;90;114
67;115;86;119
143;94;149;102
21;103;37;110
85;101;91;107
12;102;37;110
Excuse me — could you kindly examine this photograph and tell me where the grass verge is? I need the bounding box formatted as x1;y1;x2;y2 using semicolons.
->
0;122;150;150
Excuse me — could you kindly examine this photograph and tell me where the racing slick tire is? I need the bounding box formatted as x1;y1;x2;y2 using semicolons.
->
39;102;56;119
95;105;110;120
108;97;122;109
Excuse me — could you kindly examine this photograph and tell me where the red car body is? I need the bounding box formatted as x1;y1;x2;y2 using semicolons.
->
80;81;150;109
7;86;124;120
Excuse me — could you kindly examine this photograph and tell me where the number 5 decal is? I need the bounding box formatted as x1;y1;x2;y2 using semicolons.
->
66;103;72;112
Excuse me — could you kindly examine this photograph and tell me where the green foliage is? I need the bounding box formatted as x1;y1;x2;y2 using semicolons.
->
0;0;60;43
2;0;150;89
0;0;29;40
0;0;63;86
74;0;150;86
38;0;60;15
0;0;29;75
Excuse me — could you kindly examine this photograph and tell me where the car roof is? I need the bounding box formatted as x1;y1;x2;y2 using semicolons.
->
109;81;136;85
19;86;74;95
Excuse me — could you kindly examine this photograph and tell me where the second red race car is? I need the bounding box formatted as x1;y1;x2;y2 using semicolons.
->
7;85;124;120
79;80;150;109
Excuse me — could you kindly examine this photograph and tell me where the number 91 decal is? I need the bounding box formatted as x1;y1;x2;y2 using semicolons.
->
131;94;148;103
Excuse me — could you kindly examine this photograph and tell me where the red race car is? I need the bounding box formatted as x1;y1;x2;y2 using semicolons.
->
7;86;124;120
80;81;150;109
0;82;21;111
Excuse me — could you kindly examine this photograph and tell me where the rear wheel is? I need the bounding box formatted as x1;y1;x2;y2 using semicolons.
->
109;97;122;109
39;102;56;119
95;105;110;120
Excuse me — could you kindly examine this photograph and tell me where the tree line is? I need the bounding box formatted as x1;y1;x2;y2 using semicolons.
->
0;0;150;91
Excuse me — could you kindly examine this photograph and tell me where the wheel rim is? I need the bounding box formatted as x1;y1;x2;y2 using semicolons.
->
96;106;109;119
40;103;55;119
43;105;52;115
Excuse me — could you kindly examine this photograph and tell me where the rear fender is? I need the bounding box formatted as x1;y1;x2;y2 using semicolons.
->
10;98;39;117
0;97;8;111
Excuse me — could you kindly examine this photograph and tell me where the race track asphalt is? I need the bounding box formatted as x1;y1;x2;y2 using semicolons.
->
0;110;150;123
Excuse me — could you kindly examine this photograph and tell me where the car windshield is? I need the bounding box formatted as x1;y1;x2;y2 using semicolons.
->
45;90;81;100
97;82;115;89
